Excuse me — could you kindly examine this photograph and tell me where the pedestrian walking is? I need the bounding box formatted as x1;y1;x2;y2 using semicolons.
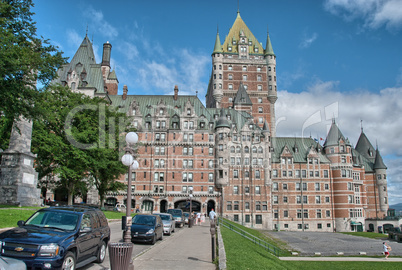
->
209;209;216;221
197;212;201;225
383;242;391;259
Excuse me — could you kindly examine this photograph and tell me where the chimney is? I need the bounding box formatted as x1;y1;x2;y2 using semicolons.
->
123;85;128;100
101;41;112;67
174;85;179;100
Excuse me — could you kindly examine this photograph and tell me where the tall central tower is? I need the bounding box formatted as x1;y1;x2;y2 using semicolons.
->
206;11;277;136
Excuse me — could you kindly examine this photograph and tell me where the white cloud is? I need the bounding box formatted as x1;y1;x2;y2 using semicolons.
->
385;159;402;205
299;32;318;49
276;80;402;204
324;0;402;31
117;41;139;61
84;6;118;39
66;29;82;53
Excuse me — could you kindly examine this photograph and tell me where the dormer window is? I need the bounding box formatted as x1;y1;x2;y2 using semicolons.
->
187;108;191;115
132;109;136;115
159;108;164;115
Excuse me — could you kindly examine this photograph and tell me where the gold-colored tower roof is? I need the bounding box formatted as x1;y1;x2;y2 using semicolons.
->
222;11;264;54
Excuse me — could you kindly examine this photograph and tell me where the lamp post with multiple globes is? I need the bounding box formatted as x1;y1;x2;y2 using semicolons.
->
189;186;193;227
121;132;139;243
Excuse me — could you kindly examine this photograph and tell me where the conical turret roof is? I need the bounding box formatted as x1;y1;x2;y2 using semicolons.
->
355;131;376;161
215;108;230;129
213;29;223;54
323;120;348;147
374;148;387;170
264;30;275;56
262;120;270;133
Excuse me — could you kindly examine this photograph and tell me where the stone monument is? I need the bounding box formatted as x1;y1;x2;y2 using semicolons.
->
0;117;41;206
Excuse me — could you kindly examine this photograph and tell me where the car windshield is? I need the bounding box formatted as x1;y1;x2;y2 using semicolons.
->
184;213;189;217
25;211;79;231
133;215;155;226
158;215;170;221
167;209;182;216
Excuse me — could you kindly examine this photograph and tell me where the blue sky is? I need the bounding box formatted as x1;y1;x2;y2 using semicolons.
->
33;0;402;205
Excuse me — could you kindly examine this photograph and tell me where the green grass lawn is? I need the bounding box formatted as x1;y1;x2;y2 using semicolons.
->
0;206;131;229
220;223;400;270
0;208;37;228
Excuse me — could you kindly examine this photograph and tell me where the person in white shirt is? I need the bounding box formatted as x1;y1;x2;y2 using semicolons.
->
209;209;216;221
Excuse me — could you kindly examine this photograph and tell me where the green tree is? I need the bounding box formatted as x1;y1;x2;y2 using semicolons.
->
32;85;129;205
0;0;65;125
87;148;127;207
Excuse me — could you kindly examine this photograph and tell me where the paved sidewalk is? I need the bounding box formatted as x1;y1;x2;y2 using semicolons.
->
133;220;216;270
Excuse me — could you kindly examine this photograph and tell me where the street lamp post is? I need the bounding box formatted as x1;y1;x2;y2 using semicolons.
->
121;132;139;243
188;186;193;227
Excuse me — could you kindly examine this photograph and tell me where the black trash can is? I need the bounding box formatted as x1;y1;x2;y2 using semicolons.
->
108;242;133;270
188;217;193;228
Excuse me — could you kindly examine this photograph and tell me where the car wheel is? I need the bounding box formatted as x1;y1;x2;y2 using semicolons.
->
62;251;76;270
96;241;107;263
151;235;157;245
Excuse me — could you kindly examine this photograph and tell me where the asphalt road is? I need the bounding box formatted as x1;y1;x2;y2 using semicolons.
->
266;231;402;256
80;221;184;270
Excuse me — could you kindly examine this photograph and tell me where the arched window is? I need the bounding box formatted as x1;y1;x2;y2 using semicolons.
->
236;146;241;153
71;82;76;90
230;146;235;153
258;147;263;153
252;146;257;153
244;146;249;153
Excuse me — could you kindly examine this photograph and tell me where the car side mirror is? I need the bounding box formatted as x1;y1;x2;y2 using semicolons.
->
80;227;92;233
17;220;25;227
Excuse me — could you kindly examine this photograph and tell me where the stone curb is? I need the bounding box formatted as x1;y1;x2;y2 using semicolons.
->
217;225;227;270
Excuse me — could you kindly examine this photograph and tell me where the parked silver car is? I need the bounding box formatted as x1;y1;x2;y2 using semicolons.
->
0;256;26;270
154;213;175;235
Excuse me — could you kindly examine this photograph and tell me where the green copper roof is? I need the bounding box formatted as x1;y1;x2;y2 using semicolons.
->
109;95;212;120
355;131;375;161
323;120;350;147
264;31;275;56
54;35;106;94
108;69;118;81
262;121;270;133
213;30;223;54
215;108;230;129
374;148;387;170
351;148;375;173
271;137;330;163
233;83;252;106
222;11;264;54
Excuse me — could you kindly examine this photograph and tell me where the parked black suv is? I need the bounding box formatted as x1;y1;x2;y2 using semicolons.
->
0;206;110;270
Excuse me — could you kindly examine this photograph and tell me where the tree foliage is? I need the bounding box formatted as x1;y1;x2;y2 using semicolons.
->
32;85;129;205
0;0;65;124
